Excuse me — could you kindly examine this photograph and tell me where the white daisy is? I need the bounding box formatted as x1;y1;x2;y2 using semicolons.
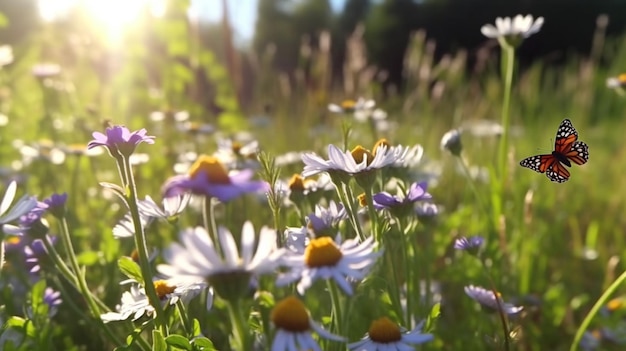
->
328;98;375;115
348;318;434;350
213;137;259;170
0;181;38;233
276;235;382;295
271;295;346;351
301;143;404;178
158;222;284;299
481;14;544;40
391;144;424;168
112;212;151;238
137;194;191;220
100;280;209;323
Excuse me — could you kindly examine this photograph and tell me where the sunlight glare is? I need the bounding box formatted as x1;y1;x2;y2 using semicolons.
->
38;0;167;43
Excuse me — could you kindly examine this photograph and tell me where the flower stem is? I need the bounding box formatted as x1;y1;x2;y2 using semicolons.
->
456;156;489;218
569;269;626;351
226;300;252;351
122;156;166;332
326;279;343;336
481;261;510;351
496;44;516;227
43;234;122;346
336;181;365;240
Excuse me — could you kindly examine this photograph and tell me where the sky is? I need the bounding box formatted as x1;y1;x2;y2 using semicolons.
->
200;0;347;42
36;0;348;44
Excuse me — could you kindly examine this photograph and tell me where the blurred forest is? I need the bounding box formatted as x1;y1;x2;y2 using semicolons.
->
1;0;625;109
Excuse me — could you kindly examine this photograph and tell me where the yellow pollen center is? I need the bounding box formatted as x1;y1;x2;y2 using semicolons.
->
188;155;231;184
304;237;343;267
130;249;139;262
619;73;626;83
6;236;20;245
288;174;306;191
341;99;356;110
153;280;176;299
368;317;402;343
607;298;623;311
357;193;367;207
232;142;243;155
372;139;390;156
351;146;374;166
271;296;311;332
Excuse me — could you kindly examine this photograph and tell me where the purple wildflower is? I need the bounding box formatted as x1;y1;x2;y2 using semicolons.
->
454;236;484;252
373;181;432;210
44;287;62;316
464;285;523;315
25;236;55;274
162;155;268;203
87;125;155;157
43;193;67;219
306;201;347;236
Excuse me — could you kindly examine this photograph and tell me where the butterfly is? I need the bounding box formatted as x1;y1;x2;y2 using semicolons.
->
519;119;589;183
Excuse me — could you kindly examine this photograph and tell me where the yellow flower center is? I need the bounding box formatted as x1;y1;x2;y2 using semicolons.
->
231;141;243;155
351;146;374;166
288;174;306;191
607;298;623;311
153;280;176;299
368;317;402;343
341;99;356;110
304;237;343;267
271;296;311;332
618;73;626;84
357;193;367;207
130;249;139;262
372;139;390;156
188;155;231;184
6;236;20;245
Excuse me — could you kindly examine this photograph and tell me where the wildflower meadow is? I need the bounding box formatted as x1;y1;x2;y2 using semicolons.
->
1;2;626;351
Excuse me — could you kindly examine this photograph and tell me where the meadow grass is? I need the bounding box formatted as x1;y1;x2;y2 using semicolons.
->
1;9;626;351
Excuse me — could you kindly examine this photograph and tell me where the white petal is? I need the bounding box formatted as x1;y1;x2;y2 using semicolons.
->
240;221;255;265
0;181;16;216
218;226;240;267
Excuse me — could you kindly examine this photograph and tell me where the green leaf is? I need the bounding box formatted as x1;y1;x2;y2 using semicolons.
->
165;335;192;350
5;316;26;328
192;319;201;337
191;337;215;350
426;302;441;331
76;251;100;266
117;256;143;283
152;330;167;351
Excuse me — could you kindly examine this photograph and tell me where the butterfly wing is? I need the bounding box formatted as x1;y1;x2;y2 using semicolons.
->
519;154;555;173
546;161;570;183
565;140;589;165
554;119;578;154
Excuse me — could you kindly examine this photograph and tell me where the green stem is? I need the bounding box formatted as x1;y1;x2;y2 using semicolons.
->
362;186;379;241
226;300;251;351
44;234;122;346
122;156;166;331
335;181;364;240
326;279;343;336
481;261;510;351
456;156;489;218
496;44;516;227
176;300;192;336
569;269;626;351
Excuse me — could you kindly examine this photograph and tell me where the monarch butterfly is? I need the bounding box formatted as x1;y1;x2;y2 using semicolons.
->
519;119;589;183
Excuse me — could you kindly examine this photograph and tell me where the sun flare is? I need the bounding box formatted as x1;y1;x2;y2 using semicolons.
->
37;0;166;42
